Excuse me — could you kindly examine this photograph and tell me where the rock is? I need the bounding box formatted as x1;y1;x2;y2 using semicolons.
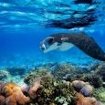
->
80;84;93;97
72;80;86;92
0;70;9;80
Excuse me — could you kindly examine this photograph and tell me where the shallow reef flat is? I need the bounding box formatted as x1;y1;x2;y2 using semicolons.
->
0;62;105;105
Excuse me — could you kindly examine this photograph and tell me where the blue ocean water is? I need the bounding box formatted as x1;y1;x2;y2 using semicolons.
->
0;0;105;69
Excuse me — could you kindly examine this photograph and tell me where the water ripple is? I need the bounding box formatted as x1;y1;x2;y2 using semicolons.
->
0;0;104;29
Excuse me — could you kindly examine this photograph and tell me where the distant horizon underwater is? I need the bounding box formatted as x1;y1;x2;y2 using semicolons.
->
0;0;105;105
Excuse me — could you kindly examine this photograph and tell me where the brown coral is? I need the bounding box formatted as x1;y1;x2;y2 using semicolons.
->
0;95;5;105
29;78;42;99
0;82;5;94
2;83;30;105
76;93;97;105
0;82;5;105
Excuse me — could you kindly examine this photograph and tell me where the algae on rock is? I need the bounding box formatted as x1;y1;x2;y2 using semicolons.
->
93;87;105;102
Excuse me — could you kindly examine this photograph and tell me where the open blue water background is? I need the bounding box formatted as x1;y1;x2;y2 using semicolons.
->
0;0;105;69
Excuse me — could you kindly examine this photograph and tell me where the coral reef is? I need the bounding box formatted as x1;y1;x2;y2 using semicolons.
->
95;63;105;82
0;70;10;81
24;66;77;104
24;69;50;85
0;82;5;93
83;74;103;88
51;63;82;80
81;62;105;88
93;87;105;102
72;80;86;92
0;62;105;105
2;83;30;105
72;80;93;97
0;82;5;105
75;93;97;105
28;75;76;105
0;95;5;105
28;78;42;99
21;83;30;94
80;84;93;97
24;63;78;84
